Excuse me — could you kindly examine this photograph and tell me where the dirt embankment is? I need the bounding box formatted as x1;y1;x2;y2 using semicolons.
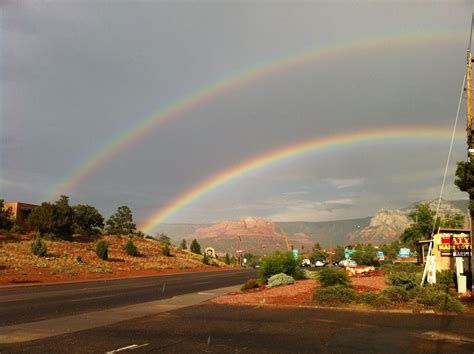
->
0;233;230;285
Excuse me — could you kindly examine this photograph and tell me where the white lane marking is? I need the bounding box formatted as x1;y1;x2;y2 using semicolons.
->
422;331;474;343
69;293;121;302
198;292;215;295
106;343;149;353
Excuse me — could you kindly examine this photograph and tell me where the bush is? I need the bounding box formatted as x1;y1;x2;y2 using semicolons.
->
202;253;210;265
266;273;295;288
438;298;465;314
292;266;307;280
359;292;378;306
318;268;351;288
10;224;24;234
436;269;455;289
303;269;319;280
124;239;138;257
241;279;261;291
162;243;171;257
258;252;300;281
374;294;393;307
95;240;109;260
387;271;419;290
382;263;420;274
313;285;356;305
382;286;409;303
76;255;84;264
31;234;47;257
415;286;449;307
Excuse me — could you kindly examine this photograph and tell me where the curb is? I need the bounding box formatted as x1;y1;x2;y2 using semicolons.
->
0;267;250;290
212;301;473;316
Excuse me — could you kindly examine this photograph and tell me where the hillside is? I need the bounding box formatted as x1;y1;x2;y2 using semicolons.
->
349;199;468;245
0;233;228;285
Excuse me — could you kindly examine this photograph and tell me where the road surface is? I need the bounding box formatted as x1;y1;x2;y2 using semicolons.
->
2;303;473;353
0;268;256;326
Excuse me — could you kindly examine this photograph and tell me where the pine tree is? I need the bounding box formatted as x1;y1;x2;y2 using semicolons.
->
106;206;136;235
190;239;201;254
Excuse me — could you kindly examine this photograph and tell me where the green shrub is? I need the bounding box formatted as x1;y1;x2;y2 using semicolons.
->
202;253;210;265
10;224;24;234
313;285;356;305
292;266;306;280
387;271;419;290
438;298;465;314
162;243;171;257
318;268;351;288
436;269;455;289
382;286;409;303
359;292;378;306
303;269;319;280
76;255;84;264
266;273;295;288
415;286;449;307
95;240;109;260
241;279;261;291
124;239;138;256
258;252;300;281
31;234;47;257
374;294;393;307
382;263;420;274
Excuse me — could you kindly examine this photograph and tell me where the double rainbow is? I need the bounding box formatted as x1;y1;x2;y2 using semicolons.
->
45;30;466;200
140;127;465;233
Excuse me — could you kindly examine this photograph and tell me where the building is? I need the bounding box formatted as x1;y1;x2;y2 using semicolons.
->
3;202;38;230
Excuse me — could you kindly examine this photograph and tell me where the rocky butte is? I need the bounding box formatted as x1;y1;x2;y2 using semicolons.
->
191;217;314;255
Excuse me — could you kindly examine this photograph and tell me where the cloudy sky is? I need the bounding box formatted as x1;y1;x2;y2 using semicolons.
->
1;1;473;231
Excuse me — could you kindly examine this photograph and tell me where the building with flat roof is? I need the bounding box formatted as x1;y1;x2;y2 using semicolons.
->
3;202;38;230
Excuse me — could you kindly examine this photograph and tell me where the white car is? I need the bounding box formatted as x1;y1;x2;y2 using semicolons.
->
301;259;311;267
338;259;357;268
314;259;325;267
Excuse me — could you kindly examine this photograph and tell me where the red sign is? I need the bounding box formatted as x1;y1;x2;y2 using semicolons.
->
438;233;471;257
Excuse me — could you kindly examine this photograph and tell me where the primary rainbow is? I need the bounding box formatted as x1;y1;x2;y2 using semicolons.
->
45;29;466;200
140;126;465;233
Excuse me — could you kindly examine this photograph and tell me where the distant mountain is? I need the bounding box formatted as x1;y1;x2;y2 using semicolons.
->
349;199;468;245
156;199;469;252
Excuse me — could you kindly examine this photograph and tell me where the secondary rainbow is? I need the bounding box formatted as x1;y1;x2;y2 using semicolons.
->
140;127;465;233
45;29;466;200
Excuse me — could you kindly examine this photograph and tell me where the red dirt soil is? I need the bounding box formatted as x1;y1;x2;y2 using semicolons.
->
0;232;231;285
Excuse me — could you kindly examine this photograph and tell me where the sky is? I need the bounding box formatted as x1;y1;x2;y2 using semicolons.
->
1;0;473;232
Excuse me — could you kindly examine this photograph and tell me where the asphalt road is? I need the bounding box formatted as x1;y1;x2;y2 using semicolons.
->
2;304;473;353
0;268;256;326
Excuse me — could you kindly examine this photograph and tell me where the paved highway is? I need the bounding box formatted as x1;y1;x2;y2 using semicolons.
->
0;268;256;326
2;303;473;353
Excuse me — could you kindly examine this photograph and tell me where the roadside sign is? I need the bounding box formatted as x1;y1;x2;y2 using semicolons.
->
399;248;411;258
292;249;299;259
437;233;472;257
344;248;356;259
376;251;385;261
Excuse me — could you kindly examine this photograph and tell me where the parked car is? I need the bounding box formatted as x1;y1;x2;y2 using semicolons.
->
314;259;325;267
300;258;311;267
338;259;357;268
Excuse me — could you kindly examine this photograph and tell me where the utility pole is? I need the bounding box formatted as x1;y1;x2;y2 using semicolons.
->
465;14;473;290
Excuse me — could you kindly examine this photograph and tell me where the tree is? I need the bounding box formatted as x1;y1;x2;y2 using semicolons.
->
73;204;104;235
0;200;13;230
224;253;231;265
441;213;465;229
190;239;201;254
455;159;474;213
314;242;322;250
157;233;171;245
106;205;136;235
400;204;435;244
54;195;74;236
27;202;57;235
179;239;187;250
